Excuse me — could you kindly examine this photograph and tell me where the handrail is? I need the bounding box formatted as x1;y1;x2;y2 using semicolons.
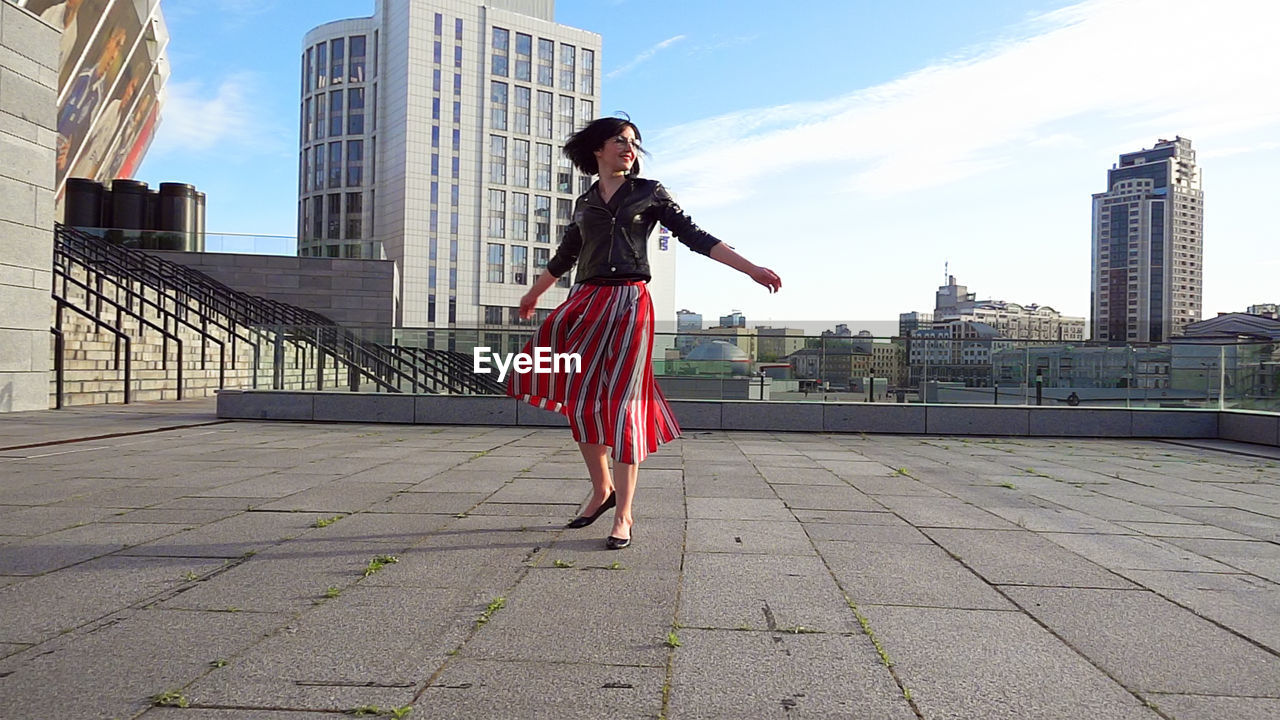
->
54;298;132;404
50;327;64;409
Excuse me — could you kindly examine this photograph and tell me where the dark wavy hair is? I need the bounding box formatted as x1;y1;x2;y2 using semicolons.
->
563;116;645;176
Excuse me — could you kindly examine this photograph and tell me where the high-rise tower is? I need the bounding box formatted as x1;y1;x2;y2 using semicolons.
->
1091;137;1203;342
299;0;675;332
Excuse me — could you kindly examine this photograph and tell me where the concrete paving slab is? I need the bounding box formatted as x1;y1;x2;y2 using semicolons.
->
875;495;1021;529
252;482;413;513
1113;520;1255;540
666;629;914;720
1041;532;1239;573
683;476;776;499
791;509;913;526
0;521;182;574
0;608;288;720
685;497;792;521
118;511;319;559
771;483;880;511
860;605;1160;720
550;517;685;572
820;541;1014;610
185;586;474;711
0;504;123;535
1142;694;1280;720
685;519;813;555
1002;586;1280;696
1122;569;1280;654
680;553;857;633
803;522;932;544
374;491;491;515
756;466;842;485
459;569;679;667
923;528;1137;588
417;659;665;720
1162;505;1280;542
0;555;227;644
143;710;339;719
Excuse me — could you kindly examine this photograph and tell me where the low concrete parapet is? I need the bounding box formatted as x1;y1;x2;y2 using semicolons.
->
216;391;1270;446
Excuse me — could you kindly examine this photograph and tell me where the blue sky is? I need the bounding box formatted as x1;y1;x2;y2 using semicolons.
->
137;0;1280;326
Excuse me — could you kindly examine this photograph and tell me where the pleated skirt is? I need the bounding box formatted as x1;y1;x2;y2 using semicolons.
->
507;281;680;464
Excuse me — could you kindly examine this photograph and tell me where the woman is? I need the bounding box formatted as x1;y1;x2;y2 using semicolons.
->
508;116;781;549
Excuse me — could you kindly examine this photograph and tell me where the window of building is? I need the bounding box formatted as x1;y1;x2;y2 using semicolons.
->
452;128;460;151
513;139;530;187
433;40;442;64
512;192;529;240
556;154;572;193
434;13;442;35
515;33;532;82
329;90;343;137
511;245;527;285
302;97;311;143
489;135;507;184
432;96;440;120
557;95;574;141
346;139;362;186
327;193;341;239
556;198;572;238
304;48;313;94
328;142;342;188
487;243;505;283
315;92;326;139
311;196;323;238
579;48;594;94
491;27;509;76
345;192;362;238
347;87;364;134
451;156;459;179
537;38;553;86
330;38;344;85
455;18;463;37
535;90;553;138
513;85;531;134
433;68;441;92
534;195;551;243
349;35;366;82
535;143;552;191
578;98;594;126
490;81;508;130
301;150;310;193
559;43;575;90
453;73;461;96
316;42;327;89
484;306;503;324
313;145;325;189
534;246;549;272
488;189;506;238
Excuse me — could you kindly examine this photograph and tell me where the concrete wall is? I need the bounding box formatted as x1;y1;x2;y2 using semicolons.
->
217;391;1258;446
149;251;394;330
0;5;57;412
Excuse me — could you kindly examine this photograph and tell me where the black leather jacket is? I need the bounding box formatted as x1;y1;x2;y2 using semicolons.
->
546;178;721;284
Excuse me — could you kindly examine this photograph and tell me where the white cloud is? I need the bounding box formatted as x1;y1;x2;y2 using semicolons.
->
646;0;1280;323
606;35;686;79
653;0;1280;208
148;73;261;155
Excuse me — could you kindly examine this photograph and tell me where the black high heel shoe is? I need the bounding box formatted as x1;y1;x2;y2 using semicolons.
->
565;492;615;529
605;534;631;550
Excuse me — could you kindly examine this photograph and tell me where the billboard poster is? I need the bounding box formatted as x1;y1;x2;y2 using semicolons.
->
112;97;158;179
23;0;116;92
66;24;156;183
54;0;156;189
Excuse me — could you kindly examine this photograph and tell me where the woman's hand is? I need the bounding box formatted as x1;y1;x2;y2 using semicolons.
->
518;289;541;319
748;265;782;293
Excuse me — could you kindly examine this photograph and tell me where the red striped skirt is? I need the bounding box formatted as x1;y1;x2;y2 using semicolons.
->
507;281;680;464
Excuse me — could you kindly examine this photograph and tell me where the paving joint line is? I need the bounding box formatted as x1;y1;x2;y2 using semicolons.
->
0;419;233;452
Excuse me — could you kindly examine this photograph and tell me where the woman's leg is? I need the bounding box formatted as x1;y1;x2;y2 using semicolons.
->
577;442;614;513
610;461;638;540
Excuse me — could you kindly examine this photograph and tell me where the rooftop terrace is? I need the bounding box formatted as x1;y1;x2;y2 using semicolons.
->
0;398;1277;718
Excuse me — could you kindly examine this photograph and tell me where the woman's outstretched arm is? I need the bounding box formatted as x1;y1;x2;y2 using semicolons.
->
709;242;782;293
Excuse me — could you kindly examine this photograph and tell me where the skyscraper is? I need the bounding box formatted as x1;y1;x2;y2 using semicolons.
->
1091;136;1203;342
299;0;674;332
